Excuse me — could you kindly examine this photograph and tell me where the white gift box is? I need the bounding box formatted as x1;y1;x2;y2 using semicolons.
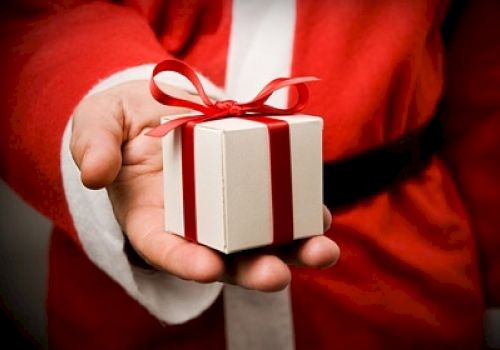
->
162;115;324;253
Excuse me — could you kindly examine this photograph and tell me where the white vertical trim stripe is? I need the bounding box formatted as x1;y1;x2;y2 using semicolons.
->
224;285;296;350
225;0;296;107
223;0;297;349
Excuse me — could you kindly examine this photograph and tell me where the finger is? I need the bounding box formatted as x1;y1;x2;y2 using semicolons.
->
124;206;225;283
70;82;198;189
223;253;291;292
289;205;338;268
70;94;124;189
115;80;204;136
323;205;332;231
258;234;340;270
293;235;340;268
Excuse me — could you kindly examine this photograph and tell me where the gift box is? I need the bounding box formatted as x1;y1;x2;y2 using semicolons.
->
161;114;323;253
148;59;324;253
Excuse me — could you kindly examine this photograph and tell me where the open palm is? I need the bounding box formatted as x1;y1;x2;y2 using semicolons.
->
71;80;340;291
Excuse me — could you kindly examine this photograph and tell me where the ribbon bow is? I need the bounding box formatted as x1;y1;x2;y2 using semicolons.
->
146;59;319;137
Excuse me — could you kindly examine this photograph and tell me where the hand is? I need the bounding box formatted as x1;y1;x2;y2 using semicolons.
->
70;80;340;292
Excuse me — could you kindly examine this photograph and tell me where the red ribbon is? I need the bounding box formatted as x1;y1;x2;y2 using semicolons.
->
146;59;318;137
148;59;317;246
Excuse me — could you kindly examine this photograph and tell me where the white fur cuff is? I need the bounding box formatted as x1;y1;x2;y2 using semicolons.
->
60;64;224;324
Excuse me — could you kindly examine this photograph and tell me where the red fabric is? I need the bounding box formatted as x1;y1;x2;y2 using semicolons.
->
48;227;226;349
292;159;483;349
160;0;232;87
441;0;500;307
292;1;449;161
0;1;169;243
0;0;495;349
289;1;484;349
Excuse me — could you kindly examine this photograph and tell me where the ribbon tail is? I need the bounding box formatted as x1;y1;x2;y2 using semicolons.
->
146;115;203;137
146;113;230;137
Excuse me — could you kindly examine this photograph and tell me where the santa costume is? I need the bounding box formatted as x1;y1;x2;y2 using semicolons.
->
1;0;499;348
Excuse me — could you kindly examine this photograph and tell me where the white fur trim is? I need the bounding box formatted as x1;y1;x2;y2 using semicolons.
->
226;0;296;108
224;285;295;350
223;1;297;349
60;64;224;324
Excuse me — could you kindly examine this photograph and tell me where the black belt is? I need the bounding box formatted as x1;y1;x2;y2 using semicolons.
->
323;116;443;210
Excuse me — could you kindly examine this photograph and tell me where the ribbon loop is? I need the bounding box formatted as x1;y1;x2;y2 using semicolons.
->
147;59;318;137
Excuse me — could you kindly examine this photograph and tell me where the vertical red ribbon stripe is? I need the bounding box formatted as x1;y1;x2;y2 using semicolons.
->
247;117;294;245
181;122;198;242
180;117;295;246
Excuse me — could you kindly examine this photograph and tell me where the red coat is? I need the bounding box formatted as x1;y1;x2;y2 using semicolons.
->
1;0;499;349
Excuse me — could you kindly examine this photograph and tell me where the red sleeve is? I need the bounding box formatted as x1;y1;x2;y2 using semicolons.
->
442;0;500;306
0;1;169;242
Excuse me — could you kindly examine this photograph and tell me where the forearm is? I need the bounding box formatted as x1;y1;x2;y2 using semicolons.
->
0;1;168;233
0;1;227;325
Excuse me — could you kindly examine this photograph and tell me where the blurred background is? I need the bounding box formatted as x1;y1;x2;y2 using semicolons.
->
0;179;50;349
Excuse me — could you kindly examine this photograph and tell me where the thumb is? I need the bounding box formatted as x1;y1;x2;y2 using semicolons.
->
70;94;124;189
